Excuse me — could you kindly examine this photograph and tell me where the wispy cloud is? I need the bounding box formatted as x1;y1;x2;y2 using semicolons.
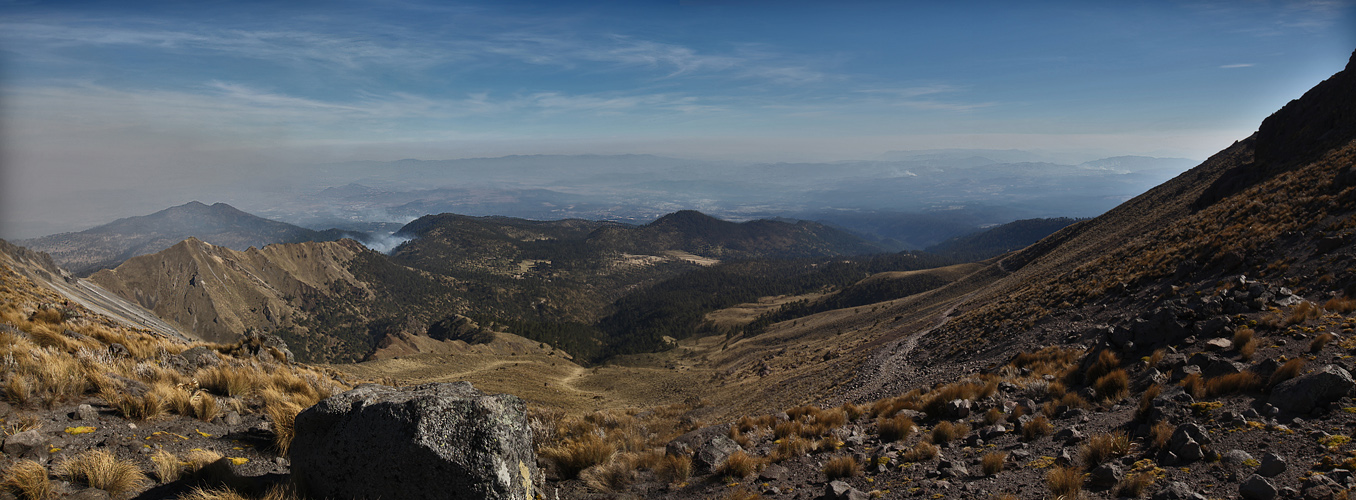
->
1219;63;1255;68
855;85;995;112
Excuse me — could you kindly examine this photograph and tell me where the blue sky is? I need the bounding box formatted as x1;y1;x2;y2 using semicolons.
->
1;0;1354;236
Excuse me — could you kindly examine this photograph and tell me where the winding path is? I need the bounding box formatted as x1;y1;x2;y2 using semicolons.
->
830;290;978;405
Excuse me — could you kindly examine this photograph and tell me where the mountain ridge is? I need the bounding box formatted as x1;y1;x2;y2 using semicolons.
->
16;201;361;276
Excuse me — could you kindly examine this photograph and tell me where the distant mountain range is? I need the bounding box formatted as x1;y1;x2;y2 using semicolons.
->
16;201;363;276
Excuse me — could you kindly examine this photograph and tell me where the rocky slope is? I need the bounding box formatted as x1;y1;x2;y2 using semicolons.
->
524;50;1356;500
17;201;357;276
87;238;386;348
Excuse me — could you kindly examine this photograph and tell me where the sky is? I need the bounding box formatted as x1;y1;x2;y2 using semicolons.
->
1;0;1354;238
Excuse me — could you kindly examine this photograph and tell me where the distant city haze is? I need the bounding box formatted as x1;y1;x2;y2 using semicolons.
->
2;1;1352;238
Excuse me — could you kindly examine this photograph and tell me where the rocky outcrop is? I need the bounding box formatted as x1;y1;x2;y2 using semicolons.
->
291;382;540;500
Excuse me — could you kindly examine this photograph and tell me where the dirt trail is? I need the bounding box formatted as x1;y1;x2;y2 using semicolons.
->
827;288;983;406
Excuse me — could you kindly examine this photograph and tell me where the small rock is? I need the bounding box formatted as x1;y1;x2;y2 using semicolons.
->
945;399;972;419
1152;481;1206;500
74;404;98;421
1240;474;1278;500
107;343;130;358
1304;484;1335;500
1222;449;1254;465
759;464;788;482
224;411;242;426
1256;453;1286;477
1054;427;1084;444
1088;463;1123;489
825;480;869;500
2;429;49;463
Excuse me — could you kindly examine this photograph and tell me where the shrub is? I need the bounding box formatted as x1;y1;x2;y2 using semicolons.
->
718;450;758;479
54;449;148;498
877;414;916;442
1205;372;1262;397
981;452;1006;475
929;421;969;443
823;456;860;480
1268;358;1306;388
1022;415;1053;440
1046;465;1083;499
1311;333;1335;353
542;433;614;478
1;459;53;500
1081;431;1131;466
1094;369;1130;401
901;441;938;462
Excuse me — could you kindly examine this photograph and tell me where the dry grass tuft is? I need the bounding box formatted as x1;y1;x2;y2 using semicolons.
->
1046;465;1083;499
1148;348;1165;368
1115;472;1156;498
542;433;615;479
54;448;148;498
1081;431;1131;466
1205;372;1262;397
718;450;758;479
1311;333;1335;353
901;441;938;462
266;401;301;456
769;435;809;463
1137;384;1162;420
101;390;164;421
984;407;1005;425
929;421;969;443
877;414;916;442
981;452;1006;475
1022;415;1053;441
656;454;691;484
823;456;860;480
1093;369;1130;402
1268;358;1306;388
1233;328;1257;359
150;450;181;484
1324;296;1356;313
1288;301;1323;324
1;459;53;500
1179;373;1206;399
580;453;640;493
1150;421;1174;450
1083;349;1120;385
193;392;222;422
723;486;763;500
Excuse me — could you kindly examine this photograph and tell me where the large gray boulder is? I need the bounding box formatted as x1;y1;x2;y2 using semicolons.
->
291;382;540;500
1269;365;1355;413
666;425;742;474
